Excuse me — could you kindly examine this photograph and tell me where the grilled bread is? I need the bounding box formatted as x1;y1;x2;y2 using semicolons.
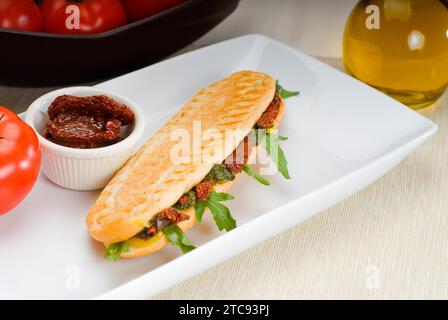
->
121;102;285;258
87;71;278;249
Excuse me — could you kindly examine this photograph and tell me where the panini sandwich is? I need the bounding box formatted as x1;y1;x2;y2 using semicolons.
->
86;71;298;260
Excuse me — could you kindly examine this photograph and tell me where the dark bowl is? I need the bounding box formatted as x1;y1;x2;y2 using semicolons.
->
0;0;239;86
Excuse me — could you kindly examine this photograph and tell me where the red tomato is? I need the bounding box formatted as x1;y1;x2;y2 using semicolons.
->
0;0;42;32
121;0;187;22
40;0;127;34
0;107;41;215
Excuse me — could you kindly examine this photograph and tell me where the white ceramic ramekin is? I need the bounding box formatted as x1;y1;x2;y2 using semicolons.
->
25;87;145;191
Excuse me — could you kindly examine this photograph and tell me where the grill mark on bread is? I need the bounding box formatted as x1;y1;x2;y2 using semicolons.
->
220;120;245;127
221;112;250;119
87;71;276;244
121;101;285;258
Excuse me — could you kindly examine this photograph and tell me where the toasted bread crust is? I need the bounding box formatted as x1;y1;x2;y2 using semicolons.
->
87;71;276;244
120;101;285;258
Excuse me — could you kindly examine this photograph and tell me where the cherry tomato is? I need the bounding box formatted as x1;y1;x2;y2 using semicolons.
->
121;0;187;22
0;0;42;32
40;0;127;34
0;107;41;215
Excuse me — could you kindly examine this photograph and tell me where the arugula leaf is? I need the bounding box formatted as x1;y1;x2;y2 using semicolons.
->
204;192;236;231
242;164;270;186
194;200;207;223
195;189;236;231
210;192;235;201
105;242;129;261
162;224;196;254
261;132;291;179
276;80;299;99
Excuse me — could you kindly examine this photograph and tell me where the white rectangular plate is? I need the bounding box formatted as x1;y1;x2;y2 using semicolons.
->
0;34;437;299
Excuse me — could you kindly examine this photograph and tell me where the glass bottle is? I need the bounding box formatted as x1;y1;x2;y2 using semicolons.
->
343;0;448;109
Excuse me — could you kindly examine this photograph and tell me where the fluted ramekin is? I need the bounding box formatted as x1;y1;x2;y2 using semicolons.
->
25;87;145;191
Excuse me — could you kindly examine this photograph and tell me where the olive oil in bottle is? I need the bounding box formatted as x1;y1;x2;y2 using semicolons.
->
343;0;448;109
